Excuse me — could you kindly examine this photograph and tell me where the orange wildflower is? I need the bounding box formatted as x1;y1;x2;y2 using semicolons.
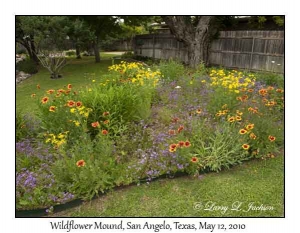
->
101;129;108;135
67;100;75;107
250;133;257;140
268;135;276;142
41;97;49;104
242;144;250;150
76;159;86;167
239;129;248;135
235;116;242;121
228;116;235;123
178;125;184;133
191;157;198;163
178;141;185;148
49;106;56;112
47;89;55;94
169;144;177;150
103;111;110;116
76;101;82;107
169;130;176;135
184;141;191;147
91;121;100;128
67;84;72;89
246;124;254;130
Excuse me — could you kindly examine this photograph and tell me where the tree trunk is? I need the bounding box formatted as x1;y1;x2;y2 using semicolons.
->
93;38;100;63
76;45;81;59
187;42;202;68
163;16;214;68
29;38;39;64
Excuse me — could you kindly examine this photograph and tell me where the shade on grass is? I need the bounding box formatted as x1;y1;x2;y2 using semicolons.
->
16;55;119;112
53;155;284;217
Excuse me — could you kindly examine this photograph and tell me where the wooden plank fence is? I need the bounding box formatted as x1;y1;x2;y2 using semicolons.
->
134;30;284;73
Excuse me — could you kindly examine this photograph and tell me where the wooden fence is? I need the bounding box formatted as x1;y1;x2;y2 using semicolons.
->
134;30;284;73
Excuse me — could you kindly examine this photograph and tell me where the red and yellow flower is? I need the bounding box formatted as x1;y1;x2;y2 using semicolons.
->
41;97;49;104
169;144;177;150
250;133;257;140
268;135;276;142
76;101;82;107
169;130;176;135
235;116;242;121
67;84;72;89
47;89;55;94
239;129;248;135
101;129;108;135
184;141;191;147
67;100;75;107
196;108;202;114
178;141;185;148
191;157;198;163
31;93;36;98
91;121;100;128
242;144;250;150
276;89;284;93
103;120;110;125
228;116;235;123
178;125;184;133
259;89;268;96
49;106;56;112
246;124;254;130
171;117;179;123
103;111;110;116
76;159;86;167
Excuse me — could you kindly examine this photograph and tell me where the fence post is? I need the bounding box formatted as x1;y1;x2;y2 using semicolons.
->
152;34;156;59
249;37;255;71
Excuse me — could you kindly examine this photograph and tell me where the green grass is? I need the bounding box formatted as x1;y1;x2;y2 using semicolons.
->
16;55;118;112
53;155;284;217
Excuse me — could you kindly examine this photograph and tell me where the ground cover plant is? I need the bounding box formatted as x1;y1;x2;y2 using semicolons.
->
16;57;284;216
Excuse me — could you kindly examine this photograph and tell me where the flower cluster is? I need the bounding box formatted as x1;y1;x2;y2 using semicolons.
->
169;141;191;152
45;131;69;148
209;69;256;93
108;61;161;87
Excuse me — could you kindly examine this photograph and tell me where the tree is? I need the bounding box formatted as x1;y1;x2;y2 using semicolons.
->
64;17;95;59
16;16;71;62
16;16;40;63
79;16;120;63
162;16;217;68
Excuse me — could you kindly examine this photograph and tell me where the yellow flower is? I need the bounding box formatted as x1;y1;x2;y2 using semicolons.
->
73;121;80;127
70;108;76;113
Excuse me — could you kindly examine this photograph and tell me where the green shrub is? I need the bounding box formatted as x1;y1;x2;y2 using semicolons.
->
81;81;154;136
16;59;38;74
155;59;185;81
65;50;76;56
52;135;131;200
121;51;134;59
189;120;251;173
16;47;27;54
16;112;41;141
254;72;284;88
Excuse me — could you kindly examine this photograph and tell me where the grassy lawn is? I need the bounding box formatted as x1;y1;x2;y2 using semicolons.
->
16;54;118;112
52;155;283;217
